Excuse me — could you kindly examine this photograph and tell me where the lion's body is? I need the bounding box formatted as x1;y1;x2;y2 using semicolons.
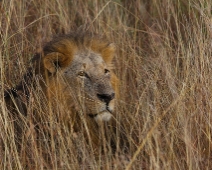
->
4;32;119;152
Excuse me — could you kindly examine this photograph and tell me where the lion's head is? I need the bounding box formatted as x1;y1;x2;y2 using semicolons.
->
42;33;118;122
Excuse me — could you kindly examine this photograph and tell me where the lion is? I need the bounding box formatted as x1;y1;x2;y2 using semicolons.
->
4;31;119;153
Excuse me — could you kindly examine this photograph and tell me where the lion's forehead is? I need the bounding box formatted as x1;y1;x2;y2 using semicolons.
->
70;51;106;71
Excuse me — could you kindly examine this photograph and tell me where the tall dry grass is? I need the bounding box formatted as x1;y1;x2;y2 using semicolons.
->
0;0;212;169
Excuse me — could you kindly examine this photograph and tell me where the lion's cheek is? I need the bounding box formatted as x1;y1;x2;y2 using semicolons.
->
108;99;115;112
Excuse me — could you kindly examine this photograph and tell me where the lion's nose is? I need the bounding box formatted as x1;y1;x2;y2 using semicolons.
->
97;93;115;104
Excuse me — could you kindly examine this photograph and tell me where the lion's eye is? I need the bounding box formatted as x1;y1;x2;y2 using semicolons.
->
78;71;86;77
104;69;110;74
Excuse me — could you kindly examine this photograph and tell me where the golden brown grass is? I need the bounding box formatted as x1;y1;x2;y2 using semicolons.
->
1;0;212;169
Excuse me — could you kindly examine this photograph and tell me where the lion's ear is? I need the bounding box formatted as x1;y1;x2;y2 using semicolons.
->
101;43;116;64
43;52;71;73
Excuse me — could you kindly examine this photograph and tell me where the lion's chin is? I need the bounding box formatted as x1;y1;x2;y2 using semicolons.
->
94;111;112;122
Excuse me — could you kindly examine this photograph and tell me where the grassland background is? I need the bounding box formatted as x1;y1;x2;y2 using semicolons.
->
0;0;212;169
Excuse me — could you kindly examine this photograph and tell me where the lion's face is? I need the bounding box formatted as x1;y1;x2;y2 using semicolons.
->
43;35;118;122
62;51;115;122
